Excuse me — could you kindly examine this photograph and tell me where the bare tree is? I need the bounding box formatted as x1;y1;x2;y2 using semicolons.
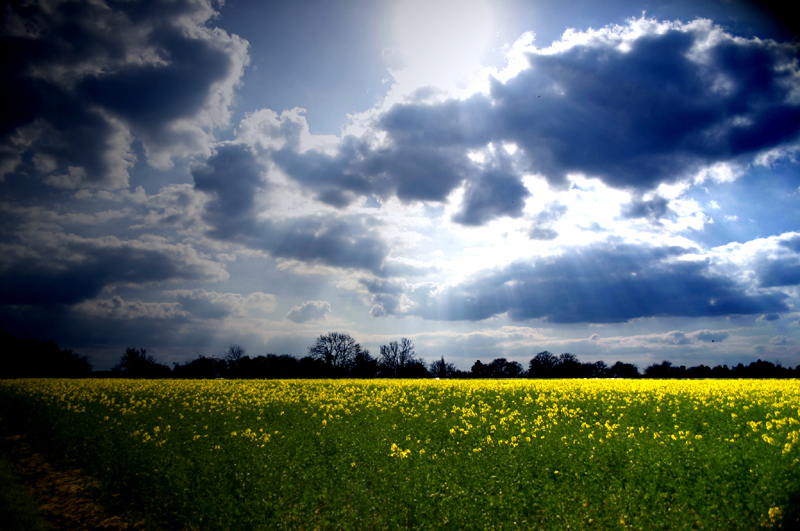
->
308;332;363;371
379;337;416;377
225;344;247;363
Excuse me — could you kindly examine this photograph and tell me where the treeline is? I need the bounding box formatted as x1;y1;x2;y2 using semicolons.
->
0;327;93;378
107;341;800;380
2;329;798;379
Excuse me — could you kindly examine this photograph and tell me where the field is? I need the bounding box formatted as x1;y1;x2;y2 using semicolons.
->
1;378;799;530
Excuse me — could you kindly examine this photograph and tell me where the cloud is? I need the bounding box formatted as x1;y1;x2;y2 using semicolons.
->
693;329;730;343
0;0;248;188
192;144;391;274
770;335;791;345
193;144;267;239
286;300;331;322
452;151;530;226
620;195;672;222
705;231;800;290
492;19;800;189
252;17;800;224
528;202;568;240
0;233;227;305
372;242;788;323
73;296;186;320
166;289;277;319
758;257;800;287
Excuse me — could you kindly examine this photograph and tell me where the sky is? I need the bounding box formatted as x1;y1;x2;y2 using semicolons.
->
1;0;799;372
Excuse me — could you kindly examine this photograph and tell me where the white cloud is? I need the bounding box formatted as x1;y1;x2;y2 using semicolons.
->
286;300;332;323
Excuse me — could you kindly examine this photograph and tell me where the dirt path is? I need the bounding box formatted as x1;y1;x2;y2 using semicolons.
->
0;419;147;531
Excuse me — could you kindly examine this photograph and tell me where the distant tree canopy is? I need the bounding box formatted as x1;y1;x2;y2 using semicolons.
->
430;356;457;378
308;332;367;374
0;327;92;378
378;338;426;377
3;327;798;380
112;348;170;379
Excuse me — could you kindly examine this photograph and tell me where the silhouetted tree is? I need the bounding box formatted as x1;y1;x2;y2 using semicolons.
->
554;353;583;378
401;360;431;378
470;360;489;378
248;354;301;378
378;338;417;377
225;344;247;363
223;344;250;377
173;355;224;379
113;348;170;378
644;360;680;378
528;351;558;378
0;328;93;378
308;332;364;375
486;358;525;378
429;356;457;378
710;364;731;378
607;361;640;378
298;355;328;378
586;360;608;378
350;348;378;378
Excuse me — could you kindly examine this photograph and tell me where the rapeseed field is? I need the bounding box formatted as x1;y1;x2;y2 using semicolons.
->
1;378;798;530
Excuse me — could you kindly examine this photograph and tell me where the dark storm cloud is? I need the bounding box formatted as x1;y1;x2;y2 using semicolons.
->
492;23;800;189
376;95;494;148
374;243;788;324
193;145;390;274
0;0;247;188
273;139;474;205
452;154;531;226
193;144;266;239
758;257;800;287
267;19;799;220
0;235;226;305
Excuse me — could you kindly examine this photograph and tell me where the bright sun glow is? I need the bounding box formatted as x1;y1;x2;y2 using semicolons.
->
390;0;495;93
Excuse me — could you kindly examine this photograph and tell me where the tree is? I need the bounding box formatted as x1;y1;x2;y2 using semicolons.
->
587;360;608;378
225;344;247;364
350;348;378;378
470;360;488;378
528;351;558;378
608;361;639;378
486;358;524;378
224;344;250;377
0;328;92;378
378;338;417;377
308;332;364;374
112;348;170;378
554;353;583;378
644;360;678;378
173;355;224;379
429;356;456;378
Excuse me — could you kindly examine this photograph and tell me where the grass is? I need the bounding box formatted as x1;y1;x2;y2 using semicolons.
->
1;378;799;530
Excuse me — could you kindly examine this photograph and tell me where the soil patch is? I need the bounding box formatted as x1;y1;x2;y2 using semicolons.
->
0;418;147;531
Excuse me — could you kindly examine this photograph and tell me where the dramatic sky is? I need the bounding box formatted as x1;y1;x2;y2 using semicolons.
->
2;0;799;371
